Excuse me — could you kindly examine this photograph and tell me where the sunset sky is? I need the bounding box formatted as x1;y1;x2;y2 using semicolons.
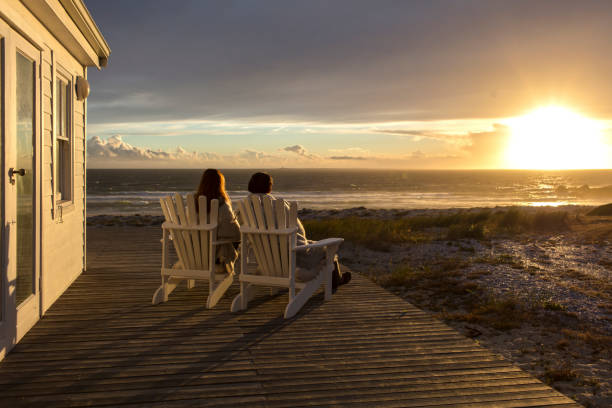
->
85;0;612;169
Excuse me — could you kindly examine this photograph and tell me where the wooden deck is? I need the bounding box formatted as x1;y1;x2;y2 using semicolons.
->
0;227;581;407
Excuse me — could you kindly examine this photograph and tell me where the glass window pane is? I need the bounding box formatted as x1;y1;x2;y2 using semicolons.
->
55;144;60;196
58;81;66;136
55;79;61;137
65;82;71;141
55;77;71;202
16;52;35;306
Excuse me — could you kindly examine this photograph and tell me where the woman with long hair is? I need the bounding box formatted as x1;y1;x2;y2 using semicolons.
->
247;172;350;292
196;169;240;267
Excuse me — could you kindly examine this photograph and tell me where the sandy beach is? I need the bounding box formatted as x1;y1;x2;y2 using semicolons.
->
88;204;612;407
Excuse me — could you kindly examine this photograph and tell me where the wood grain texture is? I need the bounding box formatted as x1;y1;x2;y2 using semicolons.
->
0;227;581;407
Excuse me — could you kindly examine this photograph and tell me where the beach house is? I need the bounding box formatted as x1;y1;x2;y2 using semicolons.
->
0;0;109;360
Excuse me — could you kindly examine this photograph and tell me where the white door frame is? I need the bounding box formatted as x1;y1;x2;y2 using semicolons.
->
0;18;42;360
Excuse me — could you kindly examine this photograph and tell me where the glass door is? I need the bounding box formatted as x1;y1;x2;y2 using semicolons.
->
12;34;39;343
0;25;40;351
14;51;35;308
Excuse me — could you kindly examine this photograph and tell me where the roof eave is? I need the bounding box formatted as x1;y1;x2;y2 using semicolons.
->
59;0;110;62
21;0;110;68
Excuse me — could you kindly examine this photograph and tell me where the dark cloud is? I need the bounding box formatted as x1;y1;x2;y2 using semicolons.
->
328;156;368;161
283;145;307;155
86;0;612;124
282;144;318;159
374;129;464;143
375;130;427;136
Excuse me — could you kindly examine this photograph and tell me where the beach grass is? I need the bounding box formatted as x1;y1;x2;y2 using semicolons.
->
304;207;571;250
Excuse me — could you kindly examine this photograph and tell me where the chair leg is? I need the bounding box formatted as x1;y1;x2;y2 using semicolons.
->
152;284;165;305
187;279;195;289
284;276;322;319
207;273;234;309
324;262;333;301
240;281;249;310
231;283;257;312
152;276;181;305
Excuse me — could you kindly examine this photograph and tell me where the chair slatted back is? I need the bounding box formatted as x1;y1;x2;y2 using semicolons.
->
160;193;219;271
238;196;297;278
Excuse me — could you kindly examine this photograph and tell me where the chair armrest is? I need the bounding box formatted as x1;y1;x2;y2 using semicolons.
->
162;221;216;231
240;226;298;235
213;239;236;245
293;238;344;252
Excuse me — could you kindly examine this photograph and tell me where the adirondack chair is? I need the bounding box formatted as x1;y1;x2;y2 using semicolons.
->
231;195;343;318
152;193;235;308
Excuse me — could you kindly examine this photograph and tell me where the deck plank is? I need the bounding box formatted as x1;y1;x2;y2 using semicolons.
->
0;227;581;407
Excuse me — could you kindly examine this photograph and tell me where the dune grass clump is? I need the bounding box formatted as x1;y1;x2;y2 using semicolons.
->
461;297;525;330
531;211;570;232
446;222;486;240
561;328;612;351
496;208;526;231
543;365;579;384
491;208;570;233
407;210;492;230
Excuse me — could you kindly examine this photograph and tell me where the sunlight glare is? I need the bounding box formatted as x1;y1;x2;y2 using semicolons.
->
504;106;608;169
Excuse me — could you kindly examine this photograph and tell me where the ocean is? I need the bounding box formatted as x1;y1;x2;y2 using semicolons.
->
86;169;612;216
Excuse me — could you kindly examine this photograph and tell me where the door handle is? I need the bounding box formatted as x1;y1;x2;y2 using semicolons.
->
8;168;26;184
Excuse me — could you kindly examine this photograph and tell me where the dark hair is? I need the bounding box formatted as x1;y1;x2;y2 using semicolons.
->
196;169;229;212
248;172;273;194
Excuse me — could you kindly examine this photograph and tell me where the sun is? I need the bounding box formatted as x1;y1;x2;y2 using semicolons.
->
503;106;608;170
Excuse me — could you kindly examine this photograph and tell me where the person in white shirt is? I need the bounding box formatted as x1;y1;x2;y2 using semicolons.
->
247;172;350;292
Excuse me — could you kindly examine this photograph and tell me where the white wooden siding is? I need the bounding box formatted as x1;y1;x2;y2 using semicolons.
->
6;1;93;314
40;49;87;313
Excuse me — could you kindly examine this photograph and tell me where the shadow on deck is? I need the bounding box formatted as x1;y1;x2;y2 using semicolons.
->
0;227;580;407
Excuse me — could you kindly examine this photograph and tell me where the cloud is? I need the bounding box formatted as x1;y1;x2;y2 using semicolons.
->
87;135;222;164
374;128;469;144
282;144;318;159
409;150;426;159
328;156;367;161
283;144;307;155
239;149;275;161
375;129;426;136
88;135;309;168
88;135;171;160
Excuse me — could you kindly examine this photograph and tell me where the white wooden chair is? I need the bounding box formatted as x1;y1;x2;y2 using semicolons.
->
231;195;343;318
152;193;234;308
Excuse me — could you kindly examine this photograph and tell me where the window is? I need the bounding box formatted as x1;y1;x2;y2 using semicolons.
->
55;75;71;202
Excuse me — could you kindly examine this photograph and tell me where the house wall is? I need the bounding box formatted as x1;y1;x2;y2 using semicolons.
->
41;44;86;313
1;0;89;314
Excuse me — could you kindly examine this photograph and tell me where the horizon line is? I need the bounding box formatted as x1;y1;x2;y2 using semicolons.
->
86;167;612;171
